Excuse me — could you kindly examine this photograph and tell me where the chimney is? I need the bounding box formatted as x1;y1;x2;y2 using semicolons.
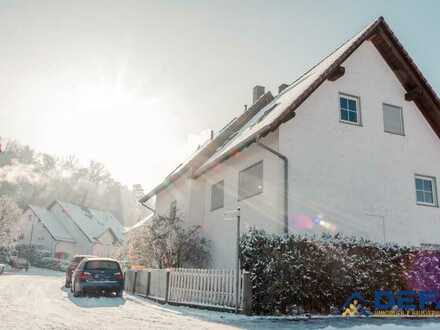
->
278;83;289;94
253;85;265;104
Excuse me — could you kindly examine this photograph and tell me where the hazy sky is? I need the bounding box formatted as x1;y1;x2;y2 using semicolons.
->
1;0;439;191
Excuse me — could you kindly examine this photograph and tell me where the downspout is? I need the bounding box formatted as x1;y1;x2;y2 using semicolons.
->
256;136;289;235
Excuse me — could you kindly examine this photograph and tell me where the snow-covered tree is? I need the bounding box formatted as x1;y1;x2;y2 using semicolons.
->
0;196;22;247
122;214;211;269
147;215;211;269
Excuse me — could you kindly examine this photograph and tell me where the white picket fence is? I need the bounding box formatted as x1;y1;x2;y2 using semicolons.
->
125;268;250;313
168;269;241;308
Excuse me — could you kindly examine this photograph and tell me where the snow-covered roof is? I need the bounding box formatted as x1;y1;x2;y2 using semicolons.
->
194;19;379;176
54;201;124;243
194;17;440;176
139;91;274;203
124;213;154;233
29;205;74;242
142;16;440;198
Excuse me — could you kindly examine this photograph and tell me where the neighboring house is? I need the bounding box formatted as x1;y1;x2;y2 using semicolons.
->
139;17;440;268
18;205;76;259
17;201;124;259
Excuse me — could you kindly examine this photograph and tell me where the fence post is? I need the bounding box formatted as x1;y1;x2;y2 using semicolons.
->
146;270;151;298
165;270;170;303
132;270;138;294
242;271;252;315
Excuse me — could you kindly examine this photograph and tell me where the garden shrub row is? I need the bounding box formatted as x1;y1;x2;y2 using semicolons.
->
240;229;440;315
12;244;69;272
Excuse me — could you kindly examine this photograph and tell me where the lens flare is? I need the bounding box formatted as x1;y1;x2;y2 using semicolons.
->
290;214;313;230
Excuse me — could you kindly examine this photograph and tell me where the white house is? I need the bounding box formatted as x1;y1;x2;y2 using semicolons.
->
18;205;76;259
17;201;124;259
139;17;440;268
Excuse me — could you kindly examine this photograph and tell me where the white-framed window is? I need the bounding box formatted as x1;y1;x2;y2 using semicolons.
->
339;93;361;125
211;180;224;211
169;200;177;219
238;161;263;200
383;103;404;135
415;175;438;207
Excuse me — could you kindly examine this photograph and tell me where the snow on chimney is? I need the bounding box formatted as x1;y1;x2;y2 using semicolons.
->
252;85;265;104
278;83;289;94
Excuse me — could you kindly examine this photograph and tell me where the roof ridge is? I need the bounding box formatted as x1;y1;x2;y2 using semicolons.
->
58;200;116;216
280;17;384;99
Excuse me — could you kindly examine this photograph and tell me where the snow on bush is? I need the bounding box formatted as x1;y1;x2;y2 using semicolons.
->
240;229;439;315
13;244;69;271
118;214;211;269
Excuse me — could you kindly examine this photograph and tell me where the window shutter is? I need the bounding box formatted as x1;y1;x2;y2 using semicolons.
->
383;104;404;135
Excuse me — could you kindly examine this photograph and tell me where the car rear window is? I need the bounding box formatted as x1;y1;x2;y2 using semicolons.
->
85;260;120;271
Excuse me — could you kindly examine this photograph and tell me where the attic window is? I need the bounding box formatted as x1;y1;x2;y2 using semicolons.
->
383;103;404;135
339;94;361;125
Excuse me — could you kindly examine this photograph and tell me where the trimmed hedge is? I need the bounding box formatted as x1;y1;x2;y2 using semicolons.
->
12;244;69;272
240;229;440;315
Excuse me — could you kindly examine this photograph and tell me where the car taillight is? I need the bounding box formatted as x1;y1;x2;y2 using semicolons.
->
113;272;123;280
79;271;92;282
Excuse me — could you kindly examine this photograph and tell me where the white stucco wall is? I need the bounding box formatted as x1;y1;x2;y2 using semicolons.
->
92;230;118;257
155;175;192;221
279;40;440;246
152;40;440;268
53;241;76;258
16;210;76;258
16;210;55;253
190;132;284;268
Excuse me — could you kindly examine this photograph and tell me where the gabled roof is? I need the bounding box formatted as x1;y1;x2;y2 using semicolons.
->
139;91;274;203
51;201;124;243
141;17;440;199
194;17;440;176
28;205;74;242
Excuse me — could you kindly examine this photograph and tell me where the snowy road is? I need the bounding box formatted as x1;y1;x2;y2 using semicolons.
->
2;269;440;330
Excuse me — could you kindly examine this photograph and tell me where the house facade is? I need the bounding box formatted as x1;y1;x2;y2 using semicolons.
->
17;201;124;259
18;206;76;259
140;17;440;268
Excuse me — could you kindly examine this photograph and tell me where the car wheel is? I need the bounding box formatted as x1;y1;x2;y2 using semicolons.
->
115;290;122;298
73;281;81;297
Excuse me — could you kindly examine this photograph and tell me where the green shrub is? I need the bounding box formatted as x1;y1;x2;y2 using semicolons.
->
240;229;428;315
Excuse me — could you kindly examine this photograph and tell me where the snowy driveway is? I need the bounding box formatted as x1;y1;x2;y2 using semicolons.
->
2;269;440;330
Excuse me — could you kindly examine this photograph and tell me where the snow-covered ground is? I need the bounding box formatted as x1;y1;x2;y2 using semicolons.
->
2;268;440;329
